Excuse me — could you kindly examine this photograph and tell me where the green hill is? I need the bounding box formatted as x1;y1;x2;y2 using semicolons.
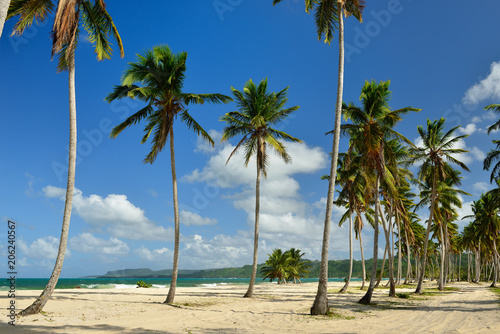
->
97;258;392;279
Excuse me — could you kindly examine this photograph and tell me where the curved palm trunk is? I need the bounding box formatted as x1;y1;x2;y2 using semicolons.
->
340;208;353;292
359;222;366;289
244;157;261;298
0;0;10;38
311;5;344;315
378;203;395;296
165;130;180;304
359;176;380;304
19;55;77;316
416;171;437;294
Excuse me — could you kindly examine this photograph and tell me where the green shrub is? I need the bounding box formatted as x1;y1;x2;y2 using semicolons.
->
136;280;152;288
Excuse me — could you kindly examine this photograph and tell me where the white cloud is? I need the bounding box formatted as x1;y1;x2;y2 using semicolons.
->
43;185;66;198
69;233;129;256
473;182;491;193
463;61;500;105
43;187;174;241
18;236;69;267
455;196;475;231
135;246;173;262
183;139;328;189
471;116;482;123
180;210;217;226
458;123;477;135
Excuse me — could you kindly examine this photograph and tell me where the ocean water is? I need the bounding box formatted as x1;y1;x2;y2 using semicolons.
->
0;277;356;291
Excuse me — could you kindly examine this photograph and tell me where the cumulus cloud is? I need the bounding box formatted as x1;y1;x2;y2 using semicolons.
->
463;61;500;105
180;210;217;226
473;182;491;193
69;233;129;256
458;123;477;135
43;187;174;241
135;246;173;262
18;236;69;267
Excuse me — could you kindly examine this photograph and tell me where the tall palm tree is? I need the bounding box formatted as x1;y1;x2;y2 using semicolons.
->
8;0;123;316
409;118;470;294
106;45;231;304
273;0;365;315
483;104;500;183
342;80;420;304
0;0;11;37
221;78;301;298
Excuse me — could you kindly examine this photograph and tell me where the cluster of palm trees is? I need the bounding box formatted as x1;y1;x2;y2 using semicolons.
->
334;92;500;304
4;0;500;319
260;248;311;284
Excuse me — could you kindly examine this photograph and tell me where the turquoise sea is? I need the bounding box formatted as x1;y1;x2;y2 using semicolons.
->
1;277;357;291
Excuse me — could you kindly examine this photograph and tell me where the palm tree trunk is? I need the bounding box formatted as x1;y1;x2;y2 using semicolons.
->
416;170;437;294
340;208;353;292
359;176;379;304
438;222;445;290
19;55;77;316
378;203;395;296
475;247;481;283
467;251;471;282
396;214;402;285
375;243;387;288
0;0;10;38
404;230;411;284
490;239;498;287
359;225;366;290
165;129;180;304
311;4;344;316
244;158;261;298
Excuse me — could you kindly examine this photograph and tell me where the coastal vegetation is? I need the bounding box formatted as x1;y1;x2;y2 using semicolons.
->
3;0;500;322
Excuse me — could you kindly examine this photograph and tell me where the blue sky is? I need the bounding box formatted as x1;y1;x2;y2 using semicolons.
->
1;0;500;278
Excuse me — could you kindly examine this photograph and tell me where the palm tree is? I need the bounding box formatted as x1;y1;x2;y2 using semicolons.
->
333;151;365;292
8;0;123;316
273;0;365;315
465;193;500;286
261;249;293;284
409;118;470;294
287;248;311;283
483;104;500;183
221;78;301;298
0;0;11;37
105;45;231;304
342;80;419;303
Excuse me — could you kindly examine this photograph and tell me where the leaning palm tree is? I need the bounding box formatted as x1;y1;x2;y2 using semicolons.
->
273;0;365;315
0;0;11;37
409;118;470;294
342;80;420;304
8;0;123;316
221;78;301;298
106;45;231;304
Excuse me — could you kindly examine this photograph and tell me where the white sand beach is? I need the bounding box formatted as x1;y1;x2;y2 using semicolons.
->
1;281;499;333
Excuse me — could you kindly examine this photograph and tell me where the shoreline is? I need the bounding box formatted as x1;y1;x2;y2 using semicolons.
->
1;281;499;333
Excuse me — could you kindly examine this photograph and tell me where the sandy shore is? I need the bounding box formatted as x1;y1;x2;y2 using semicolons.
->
1;281;499;333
